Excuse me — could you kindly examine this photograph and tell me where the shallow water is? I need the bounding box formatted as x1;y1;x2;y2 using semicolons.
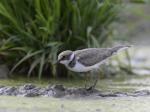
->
1;75;150;112
0;95;150;112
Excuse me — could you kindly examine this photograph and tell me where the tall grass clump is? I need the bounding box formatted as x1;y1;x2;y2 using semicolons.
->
0;0;119;78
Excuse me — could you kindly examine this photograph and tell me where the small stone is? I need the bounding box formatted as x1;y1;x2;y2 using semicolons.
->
132;90;150;97
42;89;54;97
0;86;17;96
51;84;65;91
52;89;66;98
18;88;41;97
21;92;40;97
17;84;41;97
98;92;119;97
114;92;128;97
47;84;66;98
19;84;36;90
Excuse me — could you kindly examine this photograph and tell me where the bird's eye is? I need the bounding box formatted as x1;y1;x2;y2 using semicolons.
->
62;56;66;59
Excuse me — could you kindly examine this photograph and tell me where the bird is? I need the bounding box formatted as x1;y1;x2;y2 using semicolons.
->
57;45;131;90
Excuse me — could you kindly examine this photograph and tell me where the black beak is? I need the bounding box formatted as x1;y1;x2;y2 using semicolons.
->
55;59;60;64
54;60;60;65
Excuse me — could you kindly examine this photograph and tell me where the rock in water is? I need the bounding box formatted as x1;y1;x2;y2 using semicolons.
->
0;64;9;79
18;84;41;97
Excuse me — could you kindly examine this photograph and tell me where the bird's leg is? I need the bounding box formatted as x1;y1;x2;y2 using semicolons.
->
84;73;87;89
84;72;90;89
91;75;98;89
86;70;99;91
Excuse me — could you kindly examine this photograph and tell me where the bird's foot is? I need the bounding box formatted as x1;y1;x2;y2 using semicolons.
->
85;86;95;91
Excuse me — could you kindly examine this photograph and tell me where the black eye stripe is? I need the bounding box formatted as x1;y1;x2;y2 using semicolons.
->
61;56;67;60
62;55;69;60
61;53;72;60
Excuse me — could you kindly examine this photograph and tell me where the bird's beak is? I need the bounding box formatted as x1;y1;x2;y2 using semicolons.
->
56;59;61;64
53;60;60;65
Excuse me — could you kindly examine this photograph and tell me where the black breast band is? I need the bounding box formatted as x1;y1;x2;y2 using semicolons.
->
68;55;76;68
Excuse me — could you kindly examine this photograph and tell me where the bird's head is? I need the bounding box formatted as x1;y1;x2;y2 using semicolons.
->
57;50;74;65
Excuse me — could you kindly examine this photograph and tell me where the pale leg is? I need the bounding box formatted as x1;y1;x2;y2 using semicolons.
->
84;72;90;89
86;70;99;90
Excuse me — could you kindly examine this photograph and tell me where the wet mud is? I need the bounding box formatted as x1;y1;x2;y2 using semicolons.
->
0;84;150;98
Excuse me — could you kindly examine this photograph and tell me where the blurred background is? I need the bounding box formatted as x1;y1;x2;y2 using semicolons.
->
0;0;149;81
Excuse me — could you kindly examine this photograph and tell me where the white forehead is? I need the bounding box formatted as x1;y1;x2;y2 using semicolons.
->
58;50;72;60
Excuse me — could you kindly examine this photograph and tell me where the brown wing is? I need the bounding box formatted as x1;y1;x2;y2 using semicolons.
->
74;48;113;66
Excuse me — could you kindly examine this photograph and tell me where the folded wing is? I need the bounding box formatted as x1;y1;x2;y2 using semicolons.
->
74;48;113;66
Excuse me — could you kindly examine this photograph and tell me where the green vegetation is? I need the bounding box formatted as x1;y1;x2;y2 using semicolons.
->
0;0;119;78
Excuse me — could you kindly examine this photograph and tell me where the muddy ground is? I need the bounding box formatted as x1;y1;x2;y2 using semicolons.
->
1;84;150;98
0;81;150;112
1;71;150;112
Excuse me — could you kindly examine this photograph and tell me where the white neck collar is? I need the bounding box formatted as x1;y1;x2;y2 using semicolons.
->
70;52;75;61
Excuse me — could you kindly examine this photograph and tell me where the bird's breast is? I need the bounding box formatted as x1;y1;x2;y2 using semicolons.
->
67;62;93;72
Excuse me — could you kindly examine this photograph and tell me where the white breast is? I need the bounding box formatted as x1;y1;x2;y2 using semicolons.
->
66;61;96;72
67;62;88;72
66;59;108;73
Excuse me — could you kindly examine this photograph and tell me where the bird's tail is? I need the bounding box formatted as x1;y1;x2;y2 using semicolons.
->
110;45;132;54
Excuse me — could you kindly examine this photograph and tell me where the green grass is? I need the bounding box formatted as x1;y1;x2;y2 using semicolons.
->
0;0;119;78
